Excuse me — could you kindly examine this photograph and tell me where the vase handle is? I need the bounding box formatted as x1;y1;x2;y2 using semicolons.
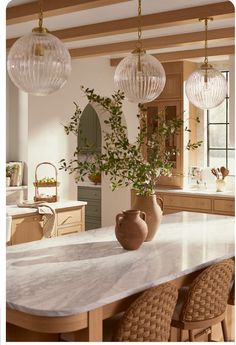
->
116;213;123;227
140;211;146;221
156;195;164;211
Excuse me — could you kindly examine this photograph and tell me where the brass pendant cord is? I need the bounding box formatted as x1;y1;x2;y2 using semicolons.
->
137;0;143;72
204;18;209;65
137;0;142;48
199;17;213;83
32;0;48;33
38;0;43;30
199;17;213;69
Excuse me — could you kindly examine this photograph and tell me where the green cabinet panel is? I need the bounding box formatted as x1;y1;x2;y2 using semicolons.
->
78;186;101;230
79;187;101;201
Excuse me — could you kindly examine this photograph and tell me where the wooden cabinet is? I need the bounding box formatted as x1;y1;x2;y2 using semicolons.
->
9;205;85;245
213;199;235;215
11;214;44;245
56;206;85;236
146;61;197;188
157;191;235;216
78;104;101;153
147;100;183;187
78;186;101;230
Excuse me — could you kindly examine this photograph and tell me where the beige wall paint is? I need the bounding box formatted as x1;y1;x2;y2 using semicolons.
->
6;73;28;185
23;56;138;226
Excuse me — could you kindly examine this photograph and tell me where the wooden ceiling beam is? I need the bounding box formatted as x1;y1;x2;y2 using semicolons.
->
69;27;234;58
6;0;132;25
6;2;234;48
7;0;234;48
110;46;235;65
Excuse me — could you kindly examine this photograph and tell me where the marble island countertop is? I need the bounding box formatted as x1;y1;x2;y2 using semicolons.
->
7;212;234;317
156;187;235;198
6;200;87;217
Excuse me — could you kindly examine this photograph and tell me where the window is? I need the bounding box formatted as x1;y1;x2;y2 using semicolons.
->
207;71;235;175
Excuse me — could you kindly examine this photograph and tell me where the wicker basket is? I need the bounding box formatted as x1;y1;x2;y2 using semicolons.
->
34;162;59;203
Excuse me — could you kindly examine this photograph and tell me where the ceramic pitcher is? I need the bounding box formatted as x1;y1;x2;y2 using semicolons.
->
115;210;148;250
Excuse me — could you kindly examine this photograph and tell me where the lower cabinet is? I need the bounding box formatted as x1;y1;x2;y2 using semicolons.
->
11;214;44;245
157;191;235;216
9;205;85;245
78;186;101;230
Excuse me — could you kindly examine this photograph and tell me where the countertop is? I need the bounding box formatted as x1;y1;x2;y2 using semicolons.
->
156;187;235;198
7;212;234;317
6;200;87;217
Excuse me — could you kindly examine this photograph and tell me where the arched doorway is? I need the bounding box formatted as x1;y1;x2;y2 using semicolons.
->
77;103;102;230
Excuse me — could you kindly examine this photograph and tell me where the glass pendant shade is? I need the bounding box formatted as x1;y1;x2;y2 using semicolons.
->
185;67;227;110
7;32;71;96
114;51;166;103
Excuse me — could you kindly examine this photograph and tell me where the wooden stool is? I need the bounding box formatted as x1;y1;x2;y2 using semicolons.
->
171;259;235;342
103;282;178;342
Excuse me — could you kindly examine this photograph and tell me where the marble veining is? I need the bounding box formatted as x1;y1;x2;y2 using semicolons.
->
7;212;235;317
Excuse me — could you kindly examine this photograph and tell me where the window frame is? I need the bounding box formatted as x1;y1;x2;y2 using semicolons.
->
206;70;235;174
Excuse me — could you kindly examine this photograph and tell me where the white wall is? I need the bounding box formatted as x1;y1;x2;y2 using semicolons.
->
6;73;28;185
26;57;138;226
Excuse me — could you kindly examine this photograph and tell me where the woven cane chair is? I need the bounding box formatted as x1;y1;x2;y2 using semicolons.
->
104;282;178;342
171;259;235;342
228;279;235;306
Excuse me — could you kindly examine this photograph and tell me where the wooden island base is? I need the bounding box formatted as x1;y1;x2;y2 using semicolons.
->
6;270;235;342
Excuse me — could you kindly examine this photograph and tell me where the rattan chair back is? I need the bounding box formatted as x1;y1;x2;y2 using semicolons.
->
180;259;234;322
112;282;178;342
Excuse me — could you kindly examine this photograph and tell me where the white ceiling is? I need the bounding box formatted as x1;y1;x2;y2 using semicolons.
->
6;0;235;62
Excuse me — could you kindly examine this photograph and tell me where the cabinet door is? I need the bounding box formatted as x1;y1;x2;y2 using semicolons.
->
11;215;44;245
78;187;101;230
146;100;183;187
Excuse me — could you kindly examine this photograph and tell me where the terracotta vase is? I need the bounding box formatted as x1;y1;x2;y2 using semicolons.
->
115;210;148;250
132;194;163;241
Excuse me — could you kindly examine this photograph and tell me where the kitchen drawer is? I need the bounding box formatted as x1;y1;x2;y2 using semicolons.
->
163;194;212;212
57;225;82;236
57;209;82;226
86;201;101;218
213;199;235;215
78;187;101;201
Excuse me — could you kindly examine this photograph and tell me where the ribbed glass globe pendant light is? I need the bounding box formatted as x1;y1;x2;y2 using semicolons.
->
114;0;166;103
7;0;71;96
185;18;227;110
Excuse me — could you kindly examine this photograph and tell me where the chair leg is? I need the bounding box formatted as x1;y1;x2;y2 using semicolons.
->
189;330;194;342
221;318;229;341
179;329;183;342
207;327;212;342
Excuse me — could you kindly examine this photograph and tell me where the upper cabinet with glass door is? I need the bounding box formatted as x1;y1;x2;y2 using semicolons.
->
146;61;198;188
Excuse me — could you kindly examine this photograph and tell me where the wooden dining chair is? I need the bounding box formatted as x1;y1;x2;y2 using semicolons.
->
104;282;178;342
171;259;235;342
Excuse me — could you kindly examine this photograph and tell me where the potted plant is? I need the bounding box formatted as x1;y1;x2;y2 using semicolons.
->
60;87;202;239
